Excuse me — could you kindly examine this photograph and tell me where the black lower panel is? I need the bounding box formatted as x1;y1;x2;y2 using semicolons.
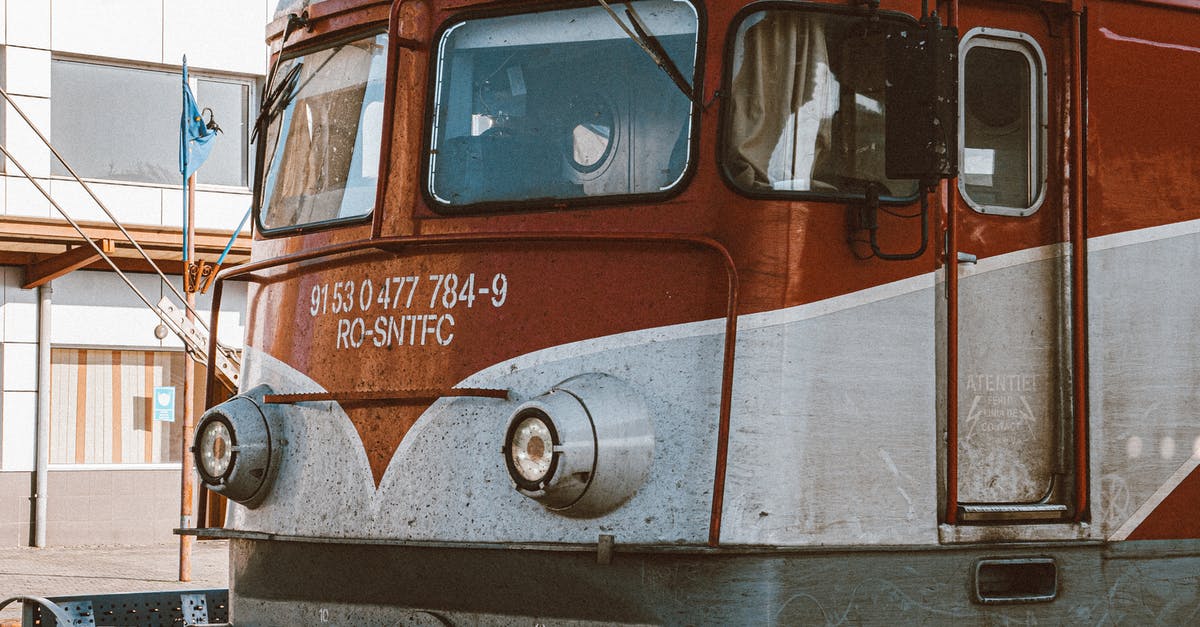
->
229;538;1200;625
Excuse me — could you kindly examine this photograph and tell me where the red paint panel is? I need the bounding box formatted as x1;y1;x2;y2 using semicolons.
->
248;243;730;485
1128;464;1200;540
1087;1;1200;237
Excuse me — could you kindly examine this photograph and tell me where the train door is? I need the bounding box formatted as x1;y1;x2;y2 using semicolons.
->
949;3;1078;523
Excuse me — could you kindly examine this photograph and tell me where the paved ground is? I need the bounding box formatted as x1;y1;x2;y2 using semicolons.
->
0;540;228;624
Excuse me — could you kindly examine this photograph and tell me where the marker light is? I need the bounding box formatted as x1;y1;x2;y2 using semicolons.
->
502;374;653;516
192;386;278;507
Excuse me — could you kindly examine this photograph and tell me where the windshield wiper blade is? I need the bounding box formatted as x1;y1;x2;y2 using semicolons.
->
251;61;302;144
596;0;696;105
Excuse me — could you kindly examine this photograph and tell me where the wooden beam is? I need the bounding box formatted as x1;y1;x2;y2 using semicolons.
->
22;239;115;289
0;215;251;264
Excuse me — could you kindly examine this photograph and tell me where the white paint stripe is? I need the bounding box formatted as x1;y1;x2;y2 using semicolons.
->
462;272;939;386
737;272;936;329
1109;453;1200;541
1088;217;1200;253
955;242;1068;278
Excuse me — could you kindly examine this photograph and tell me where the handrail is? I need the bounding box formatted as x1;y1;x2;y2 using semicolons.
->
0;595;77;625
204;231;741;546
0;85;213;336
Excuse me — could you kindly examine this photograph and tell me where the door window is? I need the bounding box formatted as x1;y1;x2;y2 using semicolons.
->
958;28;1047;216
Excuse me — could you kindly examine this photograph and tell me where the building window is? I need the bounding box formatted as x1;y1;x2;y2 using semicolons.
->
50;349;203;465
51;59;254;187
958;28;1047;216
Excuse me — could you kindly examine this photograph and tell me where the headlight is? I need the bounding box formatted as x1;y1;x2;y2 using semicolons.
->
502;373;653;516
192;386;277;507
506;411;557;487
197;419;234;480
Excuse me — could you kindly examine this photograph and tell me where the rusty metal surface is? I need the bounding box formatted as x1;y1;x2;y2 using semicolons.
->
264;388;509;404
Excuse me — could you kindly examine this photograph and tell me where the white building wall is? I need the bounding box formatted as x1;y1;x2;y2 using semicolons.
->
2;0;271;228
0;1;270;481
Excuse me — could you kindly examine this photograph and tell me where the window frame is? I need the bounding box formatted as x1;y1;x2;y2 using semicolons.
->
717;1;922;205
420;0;705;215
252;25;391;237
957;27;1048;217
49;56;257;191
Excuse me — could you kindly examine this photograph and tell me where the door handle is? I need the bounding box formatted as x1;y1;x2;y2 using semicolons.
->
957;251;978;265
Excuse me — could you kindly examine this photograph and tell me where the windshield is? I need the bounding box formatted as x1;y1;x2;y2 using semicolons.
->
723;10;918;199
258;32;388;231
427;0;699;208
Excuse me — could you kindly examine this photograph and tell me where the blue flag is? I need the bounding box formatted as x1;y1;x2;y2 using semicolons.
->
179;59;216;178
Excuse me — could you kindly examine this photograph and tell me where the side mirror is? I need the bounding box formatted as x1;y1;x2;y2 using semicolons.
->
885;19;958;181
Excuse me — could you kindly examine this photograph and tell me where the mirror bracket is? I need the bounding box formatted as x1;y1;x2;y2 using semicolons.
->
850;183;931;262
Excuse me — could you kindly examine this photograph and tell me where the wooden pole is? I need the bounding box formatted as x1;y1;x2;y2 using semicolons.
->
179;173;196;582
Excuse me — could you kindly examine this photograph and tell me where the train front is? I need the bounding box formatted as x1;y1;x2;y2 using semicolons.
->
194;0;739;623
193;0;1200;621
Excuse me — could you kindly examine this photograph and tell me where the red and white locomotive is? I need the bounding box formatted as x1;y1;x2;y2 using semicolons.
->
190;0;1200;622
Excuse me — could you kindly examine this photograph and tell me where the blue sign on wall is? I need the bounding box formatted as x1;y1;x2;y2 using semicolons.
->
154;386;176;422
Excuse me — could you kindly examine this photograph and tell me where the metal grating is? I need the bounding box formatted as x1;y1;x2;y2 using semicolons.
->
23;589;228;626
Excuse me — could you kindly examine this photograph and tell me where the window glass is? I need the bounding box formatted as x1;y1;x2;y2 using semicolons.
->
959;33;1044;214
427;0;698;207
51;60;253;187
197;78;251;187
723;10;917;198
49;349;203;465
259;32;388;230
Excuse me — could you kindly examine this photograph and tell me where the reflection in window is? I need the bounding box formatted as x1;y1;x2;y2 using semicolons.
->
51;60;254;187
259;33;388;230
428;0;698;207
959;32;1044;214
198;78;251;187
723;10;917;198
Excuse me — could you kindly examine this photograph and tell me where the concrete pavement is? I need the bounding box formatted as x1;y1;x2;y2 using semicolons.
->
0;540;228;624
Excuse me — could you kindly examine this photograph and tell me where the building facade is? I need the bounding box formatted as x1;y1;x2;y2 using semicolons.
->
0;0;269;546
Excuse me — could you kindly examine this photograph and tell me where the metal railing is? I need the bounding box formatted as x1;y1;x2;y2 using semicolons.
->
0;86;241;390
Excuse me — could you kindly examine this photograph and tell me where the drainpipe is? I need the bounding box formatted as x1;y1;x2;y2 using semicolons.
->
33;281;52;547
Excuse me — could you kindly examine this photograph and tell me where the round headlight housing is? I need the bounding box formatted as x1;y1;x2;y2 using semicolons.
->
192;389;276;506
502;374;653;516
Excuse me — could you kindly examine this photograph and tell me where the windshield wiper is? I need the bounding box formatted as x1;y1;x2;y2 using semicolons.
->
252;61;302;144
596;0;696;105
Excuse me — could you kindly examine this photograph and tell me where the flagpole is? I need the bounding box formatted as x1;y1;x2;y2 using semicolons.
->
181;56;190;263
180;172;196;583
178;54;193;583
178;52;219;580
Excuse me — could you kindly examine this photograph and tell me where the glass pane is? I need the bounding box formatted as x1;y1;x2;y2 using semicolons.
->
51;61;178;185
723;10;918;198
962;46;1035;209
259;32;388;230
197;79;251;187
428;0;698;207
